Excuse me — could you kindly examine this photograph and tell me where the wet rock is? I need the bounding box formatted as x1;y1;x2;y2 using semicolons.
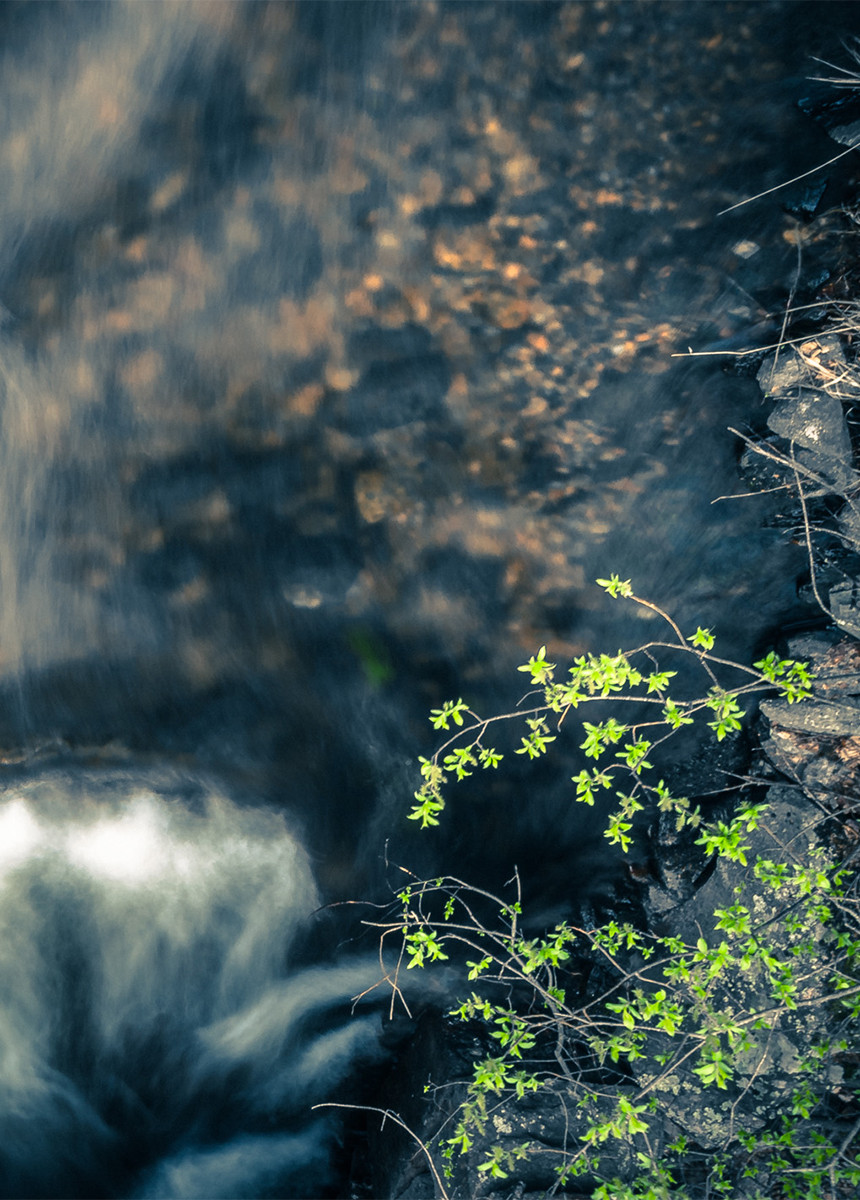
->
738;436;795;491
761;723;822;786
781;177;829;220
388;783;851;1196
417;194;496;230
347;322;438;366
648;806;709;909
759;646;860;808
795;445;854;492
436;1084;665;1199
829;117;860;147
799;79;860;147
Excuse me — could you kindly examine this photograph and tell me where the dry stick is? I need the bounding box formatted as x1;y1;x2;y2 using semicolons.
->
790;445;834;621
809;47;860;86
772;221;805;379
546;1093;573;1199
725;1021;778;1148
671;322;859;358
711;482;796;503
783;300;856;316
628;592;721;687
796;344;860;395
728;427;860;511
746;437;860;538
716;140;860;216
430;705;546;767
736;982;860;1028
312;1102;452;1200
836;1112;860;1166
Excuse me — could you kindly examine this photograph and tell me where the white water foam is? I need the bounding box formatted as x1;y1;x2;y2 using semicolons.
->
0;765;386;1199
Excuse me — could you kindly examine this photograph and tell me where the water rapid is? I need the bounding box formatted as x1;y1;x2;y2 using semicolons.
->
0;764;388;1199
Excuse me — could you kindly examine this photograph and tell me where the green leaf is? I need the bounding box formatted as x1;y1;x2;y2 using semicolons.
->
596;574;633;598
517;646;556;684
429;698;469;730
407;790;445;827
688;626;715;651
646;669;676;694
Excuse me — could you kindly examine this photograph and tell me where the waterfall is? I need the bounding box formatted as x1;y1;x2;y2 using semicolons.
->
0;764;385;1199
0;5;188;688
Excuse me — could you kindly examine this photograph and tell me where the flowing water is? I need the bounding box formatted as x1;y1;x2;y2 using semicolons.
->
1;2;860;1196
0;763;389;1199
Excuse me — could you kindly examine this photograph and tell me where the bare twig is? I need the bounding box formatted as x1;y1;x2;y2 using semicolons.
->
716;141;860;216
671;322;858;358
790;444;834;621
312;1103;452;1200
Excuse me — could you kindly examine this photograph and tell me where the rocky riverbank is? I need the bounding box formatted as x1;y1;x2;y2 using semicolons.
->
358;58;860;1200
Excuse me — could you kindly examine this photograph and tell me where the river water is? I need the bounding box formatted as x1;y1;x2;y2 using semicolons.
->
0;2;859;1196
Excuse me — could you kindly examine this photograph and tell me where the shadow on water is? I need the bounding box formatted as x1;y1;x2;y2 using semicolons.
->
0;0;859;1195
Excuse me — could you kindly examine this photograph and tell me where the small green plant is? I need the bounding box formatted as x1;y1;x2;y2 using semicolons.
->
409;579;812;840
372;859;859;1195
365;581;859;1198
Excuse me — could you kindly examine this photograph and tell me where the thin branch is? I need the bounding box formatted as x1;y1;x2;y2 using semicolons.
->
711;482;795;503
716;141;860;216
671;322;858;358
312;1103;451;1200
772;218;805;380
791;444;834;621
836;1112;860;1163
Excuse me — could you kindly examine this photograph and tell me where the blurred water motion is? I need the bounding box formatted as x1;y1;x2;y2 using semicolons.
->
0;765;388;1199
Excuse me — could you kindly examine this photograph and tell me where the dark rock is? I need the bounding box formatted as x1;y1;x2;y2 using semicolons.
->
757;349;808;396
418;195;496;230
828;117;860;146
781;177;828;219
798;78;860;147
760;696;860;737
640;787;839;1148
837;500;860;549
829;580;860;640
739;437;794;491
757;335;848;397
786;631;860;698
759;645;860;806
796;446;855;492
766;388;852;463
347;323;437;366
439;1083;665;1199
